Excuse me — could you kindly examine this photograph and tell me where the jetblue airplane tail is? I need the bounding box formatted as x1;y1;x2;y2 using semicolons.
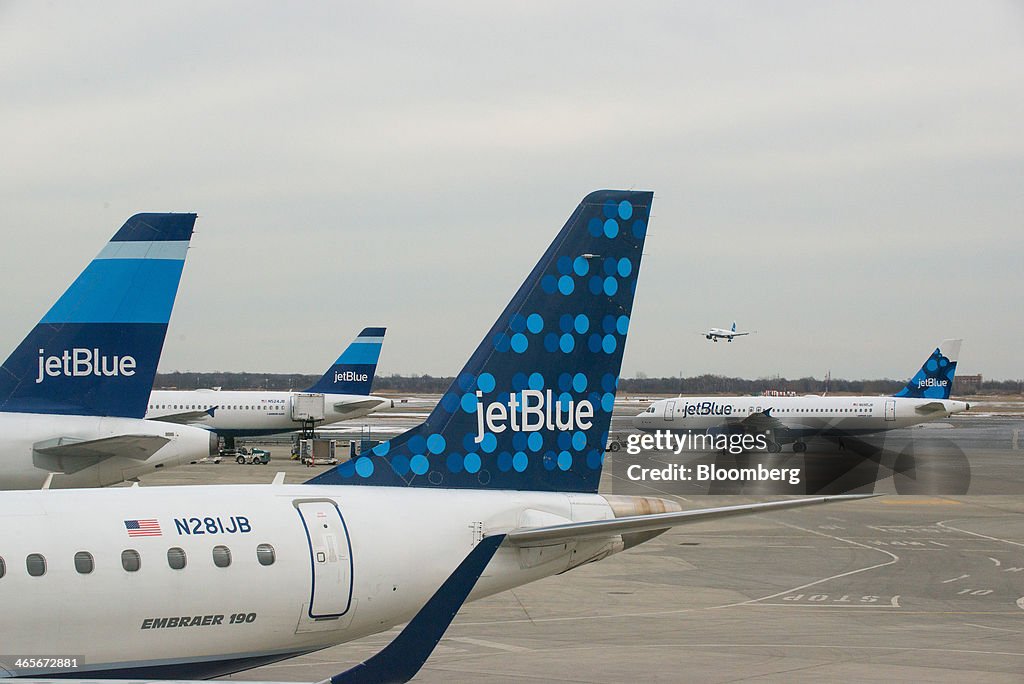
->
0;213;196;417
304;327;386;395
731;321;736;332
308;190;653;492
893;338;962;399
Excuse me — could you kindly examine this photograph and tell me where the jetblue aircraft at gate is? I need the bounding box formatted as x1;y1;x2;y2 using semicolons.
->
0;192;865;682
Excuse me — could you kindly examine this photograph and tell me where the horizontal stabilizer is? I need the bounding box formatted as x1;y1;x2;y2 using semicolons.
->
33;434;170;474
914;401;949;414
504;495;874;547
34;434;170;460
332;398;388;414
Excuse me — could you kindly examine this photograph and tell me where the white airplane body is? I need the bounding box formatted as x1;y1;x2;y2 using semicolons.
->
147;389;390;437
705;321;750;342
0;214;215;489
0;191;866;682
146;328;391;440
635;339;967;451
0;483;642;675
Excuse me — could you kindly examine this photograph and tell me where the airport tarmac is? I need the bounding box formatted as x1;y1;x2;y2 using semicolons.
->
133;402;1024;682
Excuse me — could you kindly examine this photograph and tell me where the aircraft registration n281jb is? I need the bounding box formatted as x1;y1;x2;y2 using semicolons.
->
145;327;392;446
634;339;968;452
0;192;867;682
0;213;216;489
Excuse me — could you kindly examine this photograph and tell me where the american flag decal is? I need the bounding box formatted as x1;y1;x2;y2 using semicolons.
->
125;519;162;537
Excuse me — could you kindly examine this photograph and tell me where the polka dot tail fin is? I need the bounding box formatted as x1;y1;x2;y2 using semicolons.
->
306;190;653;492
893;339;963;400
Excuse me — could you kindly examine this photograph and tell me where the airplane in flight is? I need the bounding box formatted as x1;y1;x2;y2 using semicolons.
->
0;213;217;489
0;190;866;681
634;339;968;452
145;327;392;448
705;321;752;342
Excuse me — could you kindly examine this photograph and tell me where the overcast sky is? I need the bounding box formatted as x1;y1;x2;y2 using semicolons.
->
1;2;1021;382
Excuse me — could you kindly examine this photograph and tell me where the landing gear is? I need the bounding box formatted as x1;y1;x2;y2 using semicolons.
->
792;441;807;453
767;442;782;453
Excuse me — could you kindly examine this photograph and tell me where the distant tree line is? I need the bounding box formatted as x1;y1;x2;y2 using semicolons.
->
154;372;1021;395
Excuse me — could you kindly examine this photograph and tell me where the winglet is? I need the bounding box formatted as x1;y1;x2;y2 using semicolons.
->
326;534;505;684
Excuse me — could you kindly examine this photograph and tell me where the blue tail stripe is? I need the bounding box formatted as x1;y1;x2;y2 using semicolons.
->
307;189;653;492
335;342;384;365
40;259;187;324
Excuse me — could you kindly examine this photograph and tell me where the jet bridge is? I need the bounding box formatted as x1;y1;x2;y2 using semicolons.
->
291;392;326;438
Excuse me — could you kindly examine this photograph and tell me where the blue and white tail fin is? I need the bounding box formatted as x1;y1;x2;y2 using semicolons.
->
0;213;196;417
308;190;653;492
893;338;962;399
731;321;737;332
304;327;386;395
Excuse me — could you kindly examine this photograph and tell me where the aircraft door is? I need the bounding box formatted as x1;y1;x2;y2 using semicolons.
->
294;499;353;618
884;399;896;422
664;400;676;420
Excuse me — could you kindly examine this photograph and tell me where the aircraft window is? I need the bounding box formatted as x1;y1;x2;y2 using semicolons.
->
74;551;94;574
167;547;187;570
26;553;46;577
0;556;5;578
212;545;232;568
121;549;141;572
256;543;276;566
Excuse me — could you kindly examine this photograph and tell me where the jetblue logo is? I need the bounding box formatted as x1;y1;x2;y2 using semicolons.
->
334;370;368;383
474;389;594;443
681;401;733;417
918;378;948;388
35;348;137;384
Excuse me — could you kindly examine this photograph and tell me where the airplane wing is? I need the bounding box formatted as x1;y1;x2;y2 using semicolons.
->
914;401;949;414
505;495;872;546
332;398;389;414
734;408;784;432
33;435;171;474
151;407;216;424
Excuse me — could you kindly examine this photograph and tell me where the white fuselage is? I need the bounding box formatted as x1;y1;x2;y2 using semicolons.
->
0;413;215;489
634;395;969;438
146;390;391;437
0;483;622;678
